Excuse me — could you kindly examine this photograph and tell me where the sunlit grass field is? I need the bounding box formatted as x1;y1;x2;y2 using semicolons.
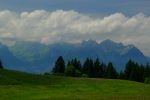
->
0;69;150;100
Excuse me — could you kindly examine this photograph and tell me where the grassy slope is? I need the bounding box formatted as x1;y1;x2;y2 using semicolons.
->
0;69;150;100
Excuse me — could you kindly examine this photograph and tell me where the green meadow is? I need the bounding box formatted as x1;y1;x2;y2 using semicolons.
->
0;69;150;100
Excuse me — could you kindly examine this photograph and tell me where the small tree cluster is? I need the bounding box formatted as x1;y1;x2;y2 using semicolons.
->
52;56;118;79
122;60;150;82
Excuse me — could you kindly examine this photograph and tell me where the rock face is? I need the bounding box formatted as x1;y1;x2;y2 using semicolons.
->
0;39;149;73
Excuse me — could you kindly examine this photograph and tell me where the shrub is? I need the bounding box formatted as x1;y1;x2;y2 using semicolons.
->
82;74;88;78
65;65;81;77
144;77;150;84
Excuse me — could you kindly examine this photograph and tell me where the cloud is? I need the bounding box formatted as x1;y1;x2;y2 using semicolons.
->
0;10;150;55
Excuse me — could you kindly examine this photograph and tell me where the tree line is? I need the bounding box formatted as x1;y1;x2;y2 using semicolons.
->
52;56;150;83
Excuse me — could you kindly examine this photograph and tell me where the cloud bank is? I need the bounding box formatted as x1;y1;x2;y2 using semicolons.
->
0;10;150;55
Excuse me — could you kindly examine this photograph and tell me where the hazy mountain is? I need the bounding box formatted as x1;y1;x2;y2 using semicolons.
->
9;41;51;73
0;39;149;73
147;56;150;63
0;43;26;70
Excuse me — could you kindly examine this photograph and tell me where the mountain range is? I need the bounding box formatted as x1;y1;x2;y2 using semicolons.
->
0;39;149;73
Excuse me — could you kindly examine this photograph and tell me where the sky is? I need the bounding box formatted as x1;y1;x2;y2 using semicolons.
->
0;0;150;56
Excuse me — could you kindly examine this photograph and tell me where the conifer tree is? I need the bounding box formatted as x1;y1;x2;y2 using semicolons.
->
0;60;3;69
105;62;118;79
93;58;104;77
52;56;65;74
83;58;94;77
145;63;150;77
124;60;134;79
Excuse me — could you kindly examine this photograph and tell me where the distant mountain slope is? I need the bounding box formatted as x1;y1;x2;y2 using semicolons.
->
9;41;51;73
0;43;25;70
147;56;150;63
0;39;149;73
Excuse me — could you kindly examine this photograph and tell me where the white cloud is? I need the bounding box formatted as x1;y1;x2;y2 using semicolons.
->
0;10;150;55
